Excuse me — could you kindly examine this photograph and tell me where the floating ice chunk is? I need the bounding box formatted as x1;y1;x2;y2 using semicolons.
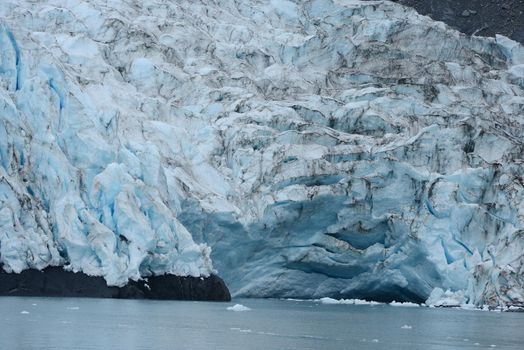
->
355;300;382;306
230;327;252;333
401;325;412;329
319;297;341;304
318;297;381;305
371;339;379;343
66;307;79;310
426;288;466;308
390;301;421;307
227;304;251;312
459;304;478;311
20;311;29;314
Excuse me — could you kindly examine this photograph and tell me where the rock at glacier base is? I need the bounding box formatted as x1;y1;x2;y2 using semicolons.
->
0;266;231;301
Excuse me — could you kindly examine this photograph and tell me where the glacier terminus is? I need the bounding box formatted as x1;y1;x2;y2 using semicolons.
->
0;0;524;307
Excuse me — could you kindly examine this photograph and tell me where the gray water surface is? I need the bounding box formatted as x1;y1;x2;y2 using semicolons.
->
1;297;523;350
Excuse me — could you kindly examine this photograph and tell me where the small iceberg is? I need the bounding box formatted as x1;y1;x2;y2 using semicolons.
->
401;325;412;329
318;297;381;305
227;304;251;312
20;311;30;314
390;301;421;307
230;327;252;333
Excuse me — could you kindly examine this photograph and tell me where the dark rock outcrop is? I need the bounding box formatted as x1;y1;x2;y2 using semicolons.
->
0;267;231;301
390;0;524;44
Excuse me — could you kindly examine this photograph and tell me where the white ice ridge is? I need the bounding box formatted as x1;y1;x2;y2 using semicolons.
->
0;0;524;306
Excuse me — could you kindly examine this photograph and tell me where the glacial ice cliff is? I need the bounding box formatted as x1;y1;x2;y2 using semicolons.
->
1;0;524;307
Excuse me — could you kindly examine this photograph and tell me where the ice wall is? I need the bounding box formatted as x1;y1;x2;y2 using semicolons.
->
0;0;523;306
0;2;214;286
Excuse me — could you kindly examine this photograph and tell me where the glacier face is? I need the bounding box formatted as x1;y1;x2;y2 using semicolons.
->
1;0;524;306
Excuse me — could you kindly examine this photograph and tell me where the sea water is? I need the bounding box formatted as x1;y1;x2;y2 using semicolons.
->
1;297;523;349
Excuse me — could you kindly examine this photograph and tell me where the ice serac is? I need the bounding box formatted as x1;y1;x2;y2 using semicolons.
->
0;0;215;291
0;0;523;307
